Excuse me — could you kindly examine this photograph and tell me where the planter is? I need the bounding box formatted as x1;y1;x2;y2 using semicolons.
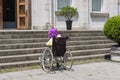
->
66;20;72;30
111;45;120;62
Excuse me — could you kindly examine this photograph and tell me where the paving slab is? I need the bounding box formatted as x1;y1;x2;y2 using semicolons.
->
0;74;11;80
0;62;120;80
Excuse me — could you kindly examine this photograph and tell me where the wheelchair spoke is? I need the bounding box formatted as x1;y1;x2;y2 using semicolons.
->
41;48;53;72
63;49;73;70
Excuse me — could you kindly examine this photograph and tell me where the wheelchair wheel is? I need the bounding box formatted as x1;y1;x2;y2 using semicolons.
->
41;47;53;72
63;49;73;70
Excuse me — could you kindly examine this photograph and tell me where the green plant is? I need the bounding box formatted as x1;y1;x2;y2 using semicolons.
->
59;6;78;20
103;15;120;45
58;6;78;30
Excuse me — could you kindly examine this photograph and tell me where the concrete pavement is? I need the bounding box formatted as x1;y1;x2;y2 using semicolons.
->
0;62;120;80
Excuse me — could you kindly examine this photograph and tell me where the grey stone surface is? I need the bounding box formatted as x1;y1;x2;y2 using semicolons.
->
0;62;120;80
0;31;116;68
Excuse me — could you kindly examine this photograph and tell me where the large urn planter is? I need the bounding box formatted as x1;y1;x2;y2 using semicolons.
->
111;45;120;62
66;20;72;30
58;6;78;30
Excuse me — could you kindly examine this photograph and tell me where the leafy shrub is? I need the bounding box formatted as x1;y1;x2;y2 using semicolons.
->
59;6;78;20
103;15;120;45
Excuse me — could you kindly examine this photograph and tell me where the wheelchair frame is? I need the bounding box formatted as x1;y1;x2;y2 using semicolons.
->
40;37;73;72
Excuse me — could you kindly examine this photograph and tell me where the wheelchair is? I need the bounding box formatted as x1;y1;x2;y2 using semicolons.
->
40;37;73;72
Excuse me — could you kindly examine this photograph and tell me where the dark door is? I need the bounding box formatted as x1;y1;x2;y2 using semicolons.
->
0;0;3;29
3;0;16;29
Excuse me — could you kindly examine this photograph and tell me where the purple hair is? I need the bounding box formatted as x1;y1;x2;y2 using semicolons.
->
48;27;58;39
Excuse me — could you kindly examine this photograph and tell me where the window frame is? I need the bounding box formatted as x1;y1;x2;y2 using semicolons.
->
92;0;103;12
56;0;72;11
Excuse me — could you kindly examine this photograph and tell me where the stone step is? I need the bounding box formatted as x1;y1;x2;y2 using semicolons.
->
68;40;114;45
60;30;103;34
0;30;103;36
0;36;106;44
0;34;48;39
0;47;44;56
70;36;107;41
73;53;110;61
0;30;48;35
0;43;46;50
71;48;111;56
62;33;104;37
0;53;41;63
0;38;48;44
0;60;40;69
68;43;116;51
0;48;111;63
0;42;114;56
0;31;104;39
0;30;114;69
0;49;108;63
0;40;114;50
0;53;110;69
0;34;104;39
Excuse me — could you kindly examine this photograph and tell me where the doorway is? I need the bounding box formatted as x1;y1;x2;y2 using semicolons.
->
2;0;17;29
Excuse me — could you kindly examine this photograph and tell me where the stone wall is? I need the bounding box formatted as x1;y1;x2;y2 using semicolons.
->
31;0;118;30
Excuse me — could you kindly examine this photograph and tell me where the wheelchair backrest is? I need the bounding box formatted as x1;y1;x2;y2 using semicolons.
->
52;37;68;57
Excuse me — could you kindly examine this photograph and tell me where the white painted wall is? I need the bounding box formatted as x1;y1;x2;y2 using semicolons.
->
89;0;118;30
54;0;79;30
31;0;118;30
31;0;51;30
54;0;89;30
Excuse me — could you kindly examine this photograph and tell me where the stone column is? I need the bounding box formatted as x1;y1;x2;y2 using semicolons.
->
80;0;89;30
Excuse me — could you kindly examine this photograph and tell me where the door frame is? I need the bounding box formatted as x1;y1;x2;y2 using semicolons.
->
17;0;31;30
0;0;31;30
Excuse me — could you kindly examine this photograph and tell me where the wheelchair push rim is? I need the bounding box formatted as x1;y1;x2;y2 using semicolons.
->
41;48;53;72
62;49;73;70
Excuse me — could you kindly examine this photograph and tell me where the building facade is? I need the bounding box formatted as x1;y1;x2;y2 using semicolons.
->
0;0;119;30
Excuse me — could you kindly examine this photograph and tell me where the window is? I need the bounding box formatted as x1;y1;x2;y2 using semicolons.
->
92;0;103;11
57;0;71;10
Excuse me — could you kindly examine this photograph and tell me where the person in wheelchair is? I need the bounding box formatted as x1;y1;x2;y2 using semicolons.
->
46;27;62;67
46;27;61;46
41;27;72;72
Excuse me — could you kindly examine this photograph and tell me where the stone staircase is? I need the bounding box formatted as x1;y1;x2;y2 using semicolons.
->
0;30;116;68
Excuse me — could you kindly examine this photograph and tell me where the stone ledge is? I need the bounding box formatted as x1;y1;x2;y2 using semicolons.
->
90;12;109;17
